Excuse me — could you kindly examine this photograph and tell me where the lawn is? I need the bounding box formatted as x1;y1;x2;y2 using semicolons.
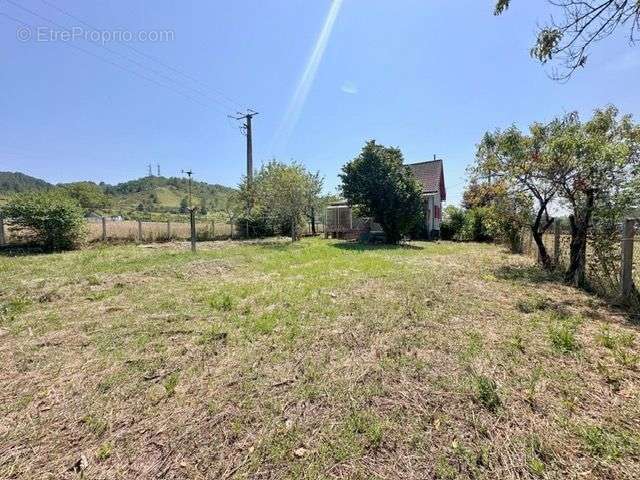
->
1;238;639;479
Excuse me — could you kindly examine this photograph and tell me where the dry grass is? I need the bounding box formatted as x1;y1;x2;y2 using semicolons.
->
85;220;235;243
1;238;639;479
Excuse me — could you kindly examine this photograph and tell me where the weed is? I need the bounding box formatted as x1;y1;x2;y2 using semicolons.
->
578;425;635;461
164;373;179;397
96;442;113;461
81;414;108;436
549;320;580;353
209;293;233;311
472;374;501;412
613;348;639;370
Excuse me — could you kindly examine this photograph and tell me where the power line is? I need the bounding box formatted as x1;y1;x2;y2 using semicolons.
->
3;0;231;113
1;11;214;109
38;0;247;112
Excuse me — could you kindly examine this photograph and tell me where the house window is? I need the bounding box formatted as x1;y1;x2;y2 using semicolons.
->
434;205;440;220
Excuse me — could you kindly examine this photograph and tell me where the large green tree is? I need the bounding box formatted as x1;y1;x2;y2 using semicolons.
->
495;1;640;79
240;161;323;241
340;140;424;244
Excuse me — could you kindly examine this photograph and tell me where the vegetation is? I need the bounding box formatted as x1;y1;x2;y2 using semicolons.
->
466;106;640;291
238;160;323;241
340;140;424;244
0;190;86;251
495;0;640;79
1;239;639;478
0;171;51;194
59;182;112;212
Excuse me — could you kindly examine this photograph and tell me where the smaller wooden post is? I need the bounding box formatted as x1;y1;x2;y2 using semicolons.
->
137;219;143;243
0;216;5;245
621;219;635;299
101;217;107;242
553;221;561;266
211;219;215;240
167;221;171;240
230;219;234;240
190;210;197;252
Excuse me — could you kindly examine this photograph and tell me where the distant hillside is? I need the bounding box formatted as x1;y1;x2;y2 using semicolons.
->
104;176;237;212
0;172;237;215
0;171;52;193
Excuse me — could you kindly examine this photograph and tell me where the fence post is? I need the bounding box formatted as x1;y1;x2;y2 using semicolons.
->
190;210;197;252
231;219;234;240
137;220;143;243
621;219;635;300
0;216;5;246
167;221;171;240
554;221;561;266
212;219;215;240
101;217;107;242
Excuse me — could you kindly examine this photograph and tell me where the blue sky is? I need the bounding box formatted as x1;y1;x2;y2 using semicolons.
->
1;0;639;206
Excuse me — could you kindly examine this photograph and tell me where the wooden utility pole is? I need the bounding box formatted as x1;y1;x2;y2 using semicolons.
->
182;169;197;252
228;110;259;182
621;219;636;300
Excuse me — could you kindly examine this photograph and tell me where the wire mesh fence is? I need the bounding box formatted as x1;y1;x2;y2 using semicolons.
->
520;219;640;309
0;216;326;246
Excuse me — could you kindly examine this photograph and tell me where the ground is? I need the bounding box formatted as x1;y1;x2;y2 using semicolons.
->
1;238;639;479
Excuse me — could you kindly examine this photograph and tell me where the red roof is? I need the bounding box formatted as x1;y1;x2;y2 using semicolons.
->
406;159;446;201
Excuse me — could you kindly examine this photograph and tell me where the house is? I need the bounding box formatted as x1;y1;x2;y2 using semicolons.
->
406;158;446;238
325;158;446;240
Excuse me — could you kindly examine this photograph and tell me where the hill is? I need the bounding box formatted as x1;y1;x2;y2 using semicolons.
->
0;171;52;193
104;176;237;213
0;172;237;215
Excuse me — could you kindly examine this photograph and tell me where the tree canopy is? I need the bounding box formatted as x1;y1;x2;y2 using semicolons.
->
340;140;424;244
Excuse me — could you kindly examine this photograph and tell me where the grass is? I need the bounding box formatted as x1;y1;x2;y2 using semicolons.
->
1;238;640;479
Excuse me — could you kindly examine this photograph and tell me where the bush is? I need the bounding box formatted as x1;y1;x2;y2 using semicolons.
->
440;206;466;240
1;190;86;251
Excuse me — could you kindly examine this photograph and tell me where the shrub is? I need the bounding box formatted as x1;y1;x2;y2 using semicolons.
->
1;190;86;251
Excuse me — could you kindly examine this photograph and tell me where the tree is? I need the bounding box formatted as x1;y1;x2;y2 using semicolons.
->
1;190;86;251
340;140;424;244
240;161;321;241
495;0;640;79
549;106;640;286
59;182;110;211
473;126;559;268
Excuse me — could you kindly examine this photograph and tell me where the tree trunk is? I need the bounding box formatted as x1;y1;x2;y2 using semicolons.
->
565;193;594;288
531;201;553;270
532;228;552;270
310;207;316;235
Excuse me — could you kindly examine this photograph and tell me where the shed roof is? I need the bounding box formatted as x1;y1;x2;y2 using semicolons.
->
406;159;446;201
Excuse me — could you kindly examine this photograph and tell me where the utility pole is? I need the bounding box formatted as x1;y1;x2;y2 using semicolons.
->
157;164;161;177
228;109;259;182
182;169;197;252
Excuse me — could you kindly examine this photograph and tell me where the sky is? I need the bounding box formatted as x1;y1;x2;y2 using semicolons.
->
1;0;639;206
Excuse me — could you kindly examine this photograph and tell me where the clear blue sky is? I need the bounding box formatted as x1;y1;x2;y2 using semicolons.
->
1;0;639;205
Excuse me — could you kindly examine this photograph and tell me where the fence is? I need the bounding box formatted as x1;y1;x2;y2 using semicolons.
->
520;219;640;308
0;216;326;246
